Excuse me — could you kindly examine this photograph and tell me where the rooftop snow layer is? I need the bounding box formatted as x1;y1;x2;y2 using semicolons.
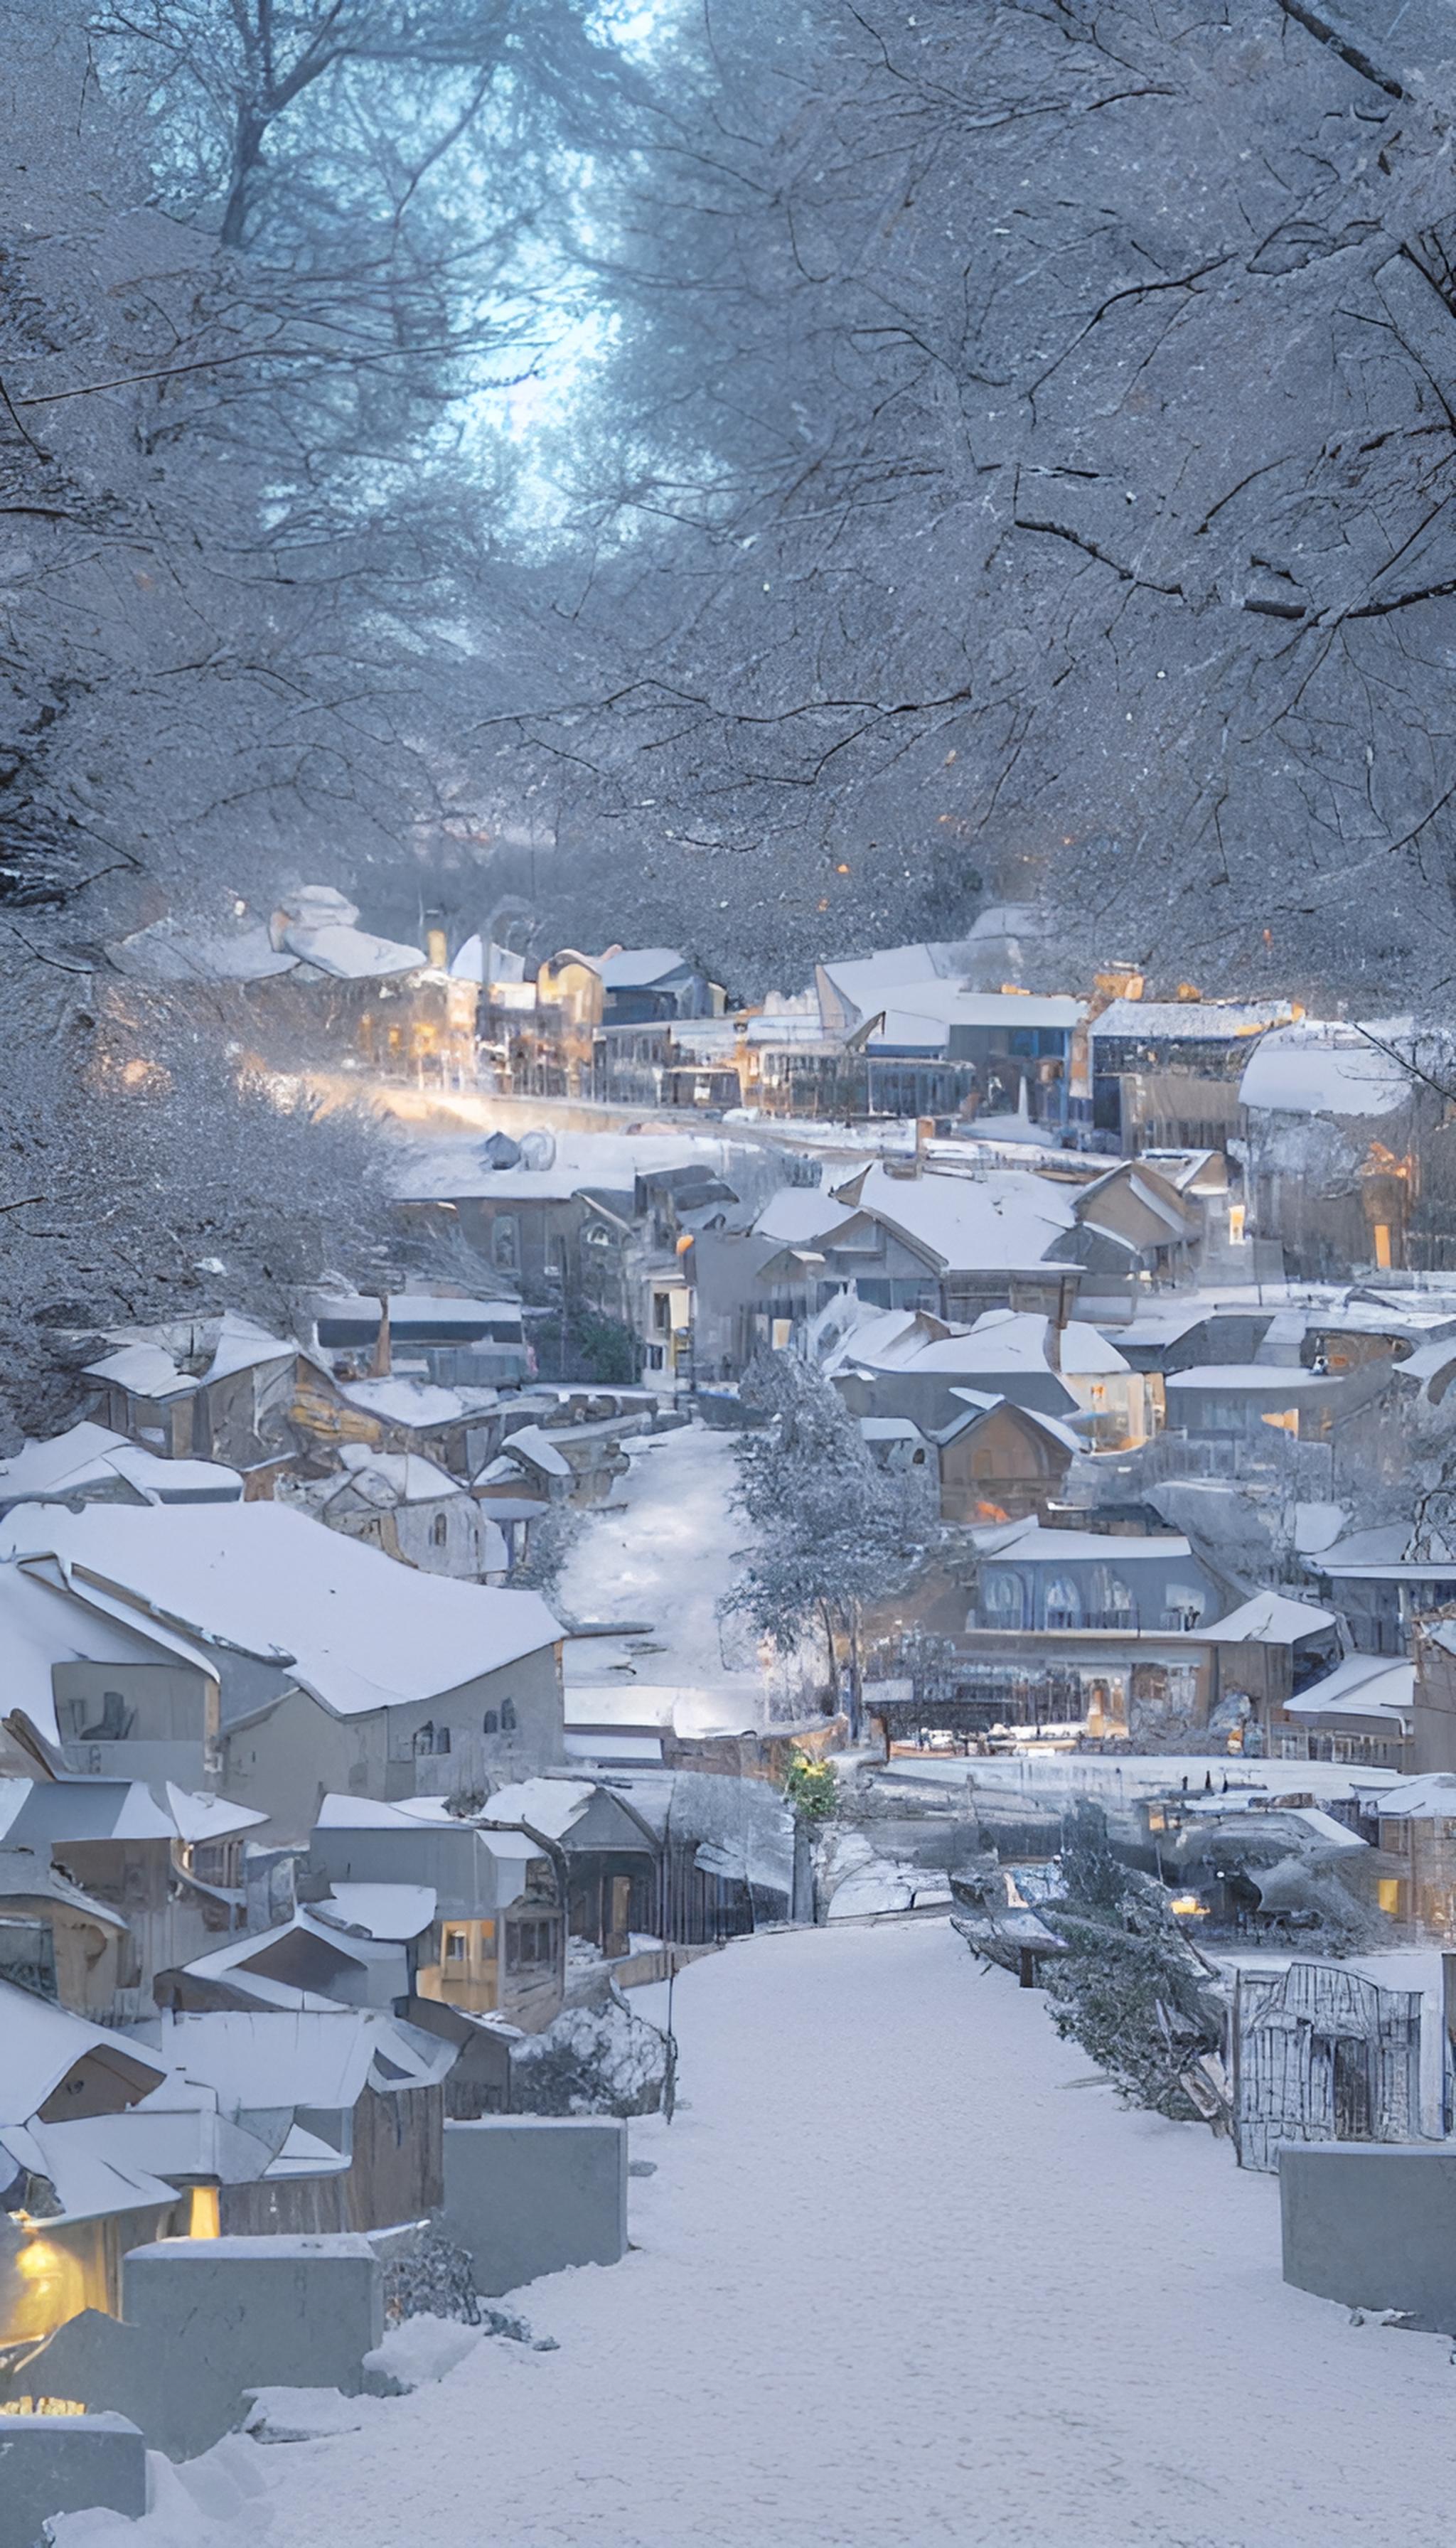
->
1202;1590;1337;1644
1238;1022;1412;1118
836;1162;1075;1270
0;1504;562;1717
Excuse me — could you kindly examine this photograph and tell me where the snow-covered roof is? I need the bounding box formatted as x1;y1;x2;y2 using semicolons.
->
893;1310;1129;1378
337;1376;487;1429
0;2114;183;2225
1285;1655;1415;1724
85;1342;196;1400
481;1777;597;1839
158;2008;384;2116
1203;1591;1337;1645
1306;1524;1456;1579
1367;1772;1456;1820
596;947;692;989
0;1424;242;1514
859;1415;924;1442
837;1164;1076;1271
941;1393;1083;1455
0;1778;264;1847
327;1444;464;1504
0;1505;562;1718
0;1974;166;2127
449;936;525;985
109;914;299;985
277;919;426;979
0;1422;132;1499
972;1521;1194;1565
497;1424;572;1479
202;1313;295;1381
1164;1365;1345;1393
320;1883;437;1940
751;1187;844;1246
1238;1022;1412;1118
1090;999;1292;1042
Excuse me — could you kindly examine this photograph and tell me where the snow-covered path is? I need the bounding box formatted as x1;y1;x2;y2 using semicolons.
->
556;1421;796;1729
76;1922;1453;2548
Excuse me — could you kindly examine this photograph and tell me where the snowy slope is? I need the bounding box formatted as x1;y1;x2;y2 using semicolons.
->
63;1922;1451;2548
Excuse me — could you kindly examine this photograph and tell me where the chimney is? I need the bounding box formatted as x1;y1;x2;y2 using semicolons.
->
371;1295;392;1378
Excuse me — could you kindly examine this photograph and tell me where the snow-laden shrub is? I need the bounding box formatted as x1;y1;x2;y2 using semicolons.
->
510;1988;669;2117
1042;1804;1225;2124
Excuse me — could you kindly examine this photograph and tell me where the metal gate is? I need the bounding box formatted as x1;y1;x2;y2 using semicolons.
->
1232;1961;1423;2172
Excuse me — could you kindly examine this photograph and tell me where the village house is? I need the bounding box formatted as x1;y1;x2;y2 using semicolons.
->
1237;1019;1434;1280
84;1312;309;1491
1273;1654;1418;1772
278;1444;509;1581
970;1520;1226;1635
815;952;1083;1130
306;1792;567;2033
1;1503;565;1838
0;1422;242;1519
1301;1526;1456;1656
0;1979;177;2348
1359;1772;1456;1929
1087;995;1296;1153
143;2003;459;2237
0;1546;225;1787
110;884;480;1088
310;1292;531;1391
0;1845;129;2013
832;1305;1154;1448
0;1779;266;2023
481;1775;663;1959
860;1393;1079;1526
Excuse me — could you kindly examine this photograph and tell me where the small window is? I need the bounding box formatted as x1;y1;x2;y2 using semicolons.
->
482;1708;499;1736
500;1698;518;1733
507;1917;557;1972
444;1927;468;1962
492;1214;519;1272
432;1511;448;1548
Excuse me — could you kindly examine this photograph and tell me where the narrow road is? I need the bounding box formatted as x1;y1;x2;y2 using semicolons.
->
87;1922;1451;2548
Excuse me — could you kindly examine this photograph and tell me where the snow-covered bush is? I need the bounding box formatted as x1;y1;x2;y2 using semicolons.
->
1042;1804;1225;2124
510;1988;670;2117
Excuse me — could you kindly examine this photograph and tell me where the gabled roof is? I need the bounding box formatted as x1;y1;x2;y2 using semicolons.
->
1284;1655;1414;1724
1202;1590;1337;1645
0;2115;183;2225
85;1343;196;1401
832;1164;1075;1273
0;1778;264;1848
1366;1771;1456;1819
596;947;694;989
970;1519;1195;1565
202;1314;296;1382
936;1393;1082;1456
1307;1524;1456;1579
895;1310;1129;1379
0;1974;166;2127
1238;1022;1413;1119
496;1425;572;1479
0;1504;562;1718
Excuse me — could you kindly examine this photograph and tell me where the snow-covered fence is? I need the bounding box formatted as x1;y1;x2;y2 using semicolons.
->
1232;1961;1423;2172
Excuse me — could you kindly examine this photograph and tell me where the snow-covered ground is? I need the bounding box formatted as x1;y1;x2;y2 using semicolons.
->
72;1922;1451;2548
557;1422;815;1734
